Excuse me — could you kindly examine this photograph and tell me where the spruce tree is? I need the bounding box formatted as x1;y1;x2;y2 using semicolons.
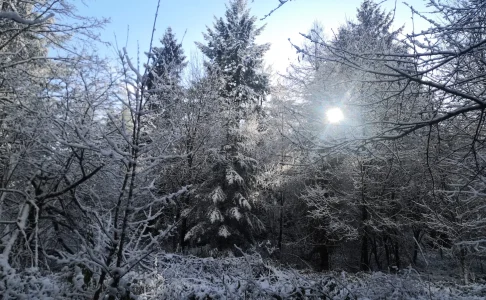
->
146;27;187;112
196;0;269;107
335;0;403;54
185;0;269;251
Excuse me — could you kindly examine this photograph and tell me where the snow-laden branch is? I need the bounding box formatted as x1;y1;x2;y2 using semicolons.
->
261;0;293;20
0;12;54;25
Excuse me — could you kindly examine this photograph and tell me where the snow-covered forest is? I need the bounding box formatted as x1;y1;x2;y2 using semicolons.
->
1;0;486;298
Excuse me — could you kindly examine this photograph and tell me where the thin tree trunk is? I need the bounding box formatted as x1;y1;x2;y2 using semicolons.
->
412;229;421;265
384;236;391;269
373;237;381;270
180;216;187;251
360;230;369;271
278;190;284;258
319;245;330;271
394;240;400;269
173;206;180;251
460;247;469;284
360;161;370;271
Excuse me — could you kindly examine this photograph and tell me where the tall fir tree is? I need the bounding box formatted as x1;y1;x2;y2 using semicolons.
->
185;0;269;251
196;0;269;107
335;0;402;51
146;27;187;113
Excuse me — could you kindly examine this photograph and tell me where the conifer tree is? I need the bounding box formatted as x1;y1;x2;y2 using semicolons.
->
146;27;187;112
185;0;269;251
335;0;402;51
196;0;269;105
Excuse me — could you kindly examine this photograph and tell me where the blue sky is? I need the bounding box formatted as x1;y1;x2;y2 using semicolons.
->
76;0;428;73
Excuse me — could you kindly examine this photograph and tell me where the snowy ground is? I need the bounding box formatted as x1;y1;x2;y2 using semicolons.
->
2;253;486;299
134;253;486;299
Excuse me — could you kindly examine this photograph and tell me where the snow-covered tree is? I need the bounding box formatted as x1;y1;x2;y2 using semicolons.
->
279;0;430;271
146;27;187;114
288;0;486;280
184;0;269;251
0;1;111;296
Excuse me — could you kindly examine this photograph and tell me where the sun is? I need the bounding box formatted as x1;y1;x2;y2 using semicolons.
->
326;107;344;123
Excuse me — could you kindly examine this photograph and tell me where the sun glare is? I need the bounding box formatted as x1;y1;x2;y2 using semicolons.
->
326;107;344;123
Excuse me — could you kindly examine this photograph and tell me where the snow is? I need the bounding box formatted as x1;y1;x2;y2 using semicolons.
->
127;254;486;299
210;186;226;203
0;12;54;25
218;225;231;238
3;0;486;299
226;168;244;185
1;245;486;299
209;208;224;223
241;199;252;210
229;207;242;221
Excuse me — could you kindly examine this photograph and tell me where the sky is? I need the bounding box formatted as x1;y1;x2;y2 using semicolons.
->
76;0;429;74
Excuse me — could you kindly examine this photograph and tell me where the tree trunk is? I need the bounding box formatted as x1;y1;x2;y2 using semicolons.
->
180;216;187;251
412;229;421;265
173;206;180;251
372;237;381;270
460;247;469;284
360;205;370;271
278;190;284;258
360;161;370;271
319;245;330;271
360;233;369;271
394;240;400;269
384;235;391;269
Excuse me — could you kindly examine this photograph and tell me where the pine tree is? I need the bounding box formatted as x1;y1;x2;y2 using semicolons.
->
196;0;269;107
335;0;402;52
185;0;269;252
146;27;187;112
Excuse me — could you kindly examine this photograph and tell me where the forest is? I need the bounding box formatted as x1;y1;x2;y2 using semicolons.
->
1;0;486;298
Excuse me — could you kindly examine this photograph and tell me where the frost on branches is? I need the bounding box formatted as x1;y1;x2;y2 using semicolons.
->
2;0;486;298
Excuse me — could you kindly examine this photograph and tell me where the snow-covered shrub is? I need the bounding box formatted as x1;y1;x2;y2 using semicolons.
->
130;253;486;300
0;260;72;299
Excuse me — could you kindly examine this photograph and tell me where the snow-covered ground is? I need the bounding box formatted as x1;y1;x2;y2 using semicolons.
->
2;252;486;299
144;253;486;299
